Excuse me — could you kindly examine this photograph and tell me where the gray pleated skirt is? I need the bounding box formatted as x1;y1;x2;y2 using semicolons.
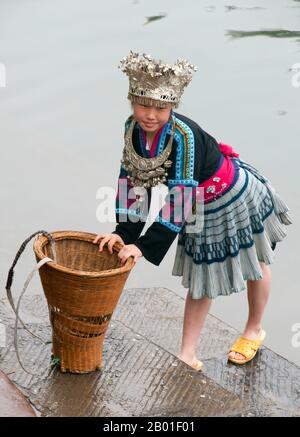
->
172;157;292;299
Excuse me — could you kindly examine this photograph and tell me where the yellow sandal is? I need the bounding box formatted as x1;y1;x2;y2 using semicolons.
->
228;329;266;365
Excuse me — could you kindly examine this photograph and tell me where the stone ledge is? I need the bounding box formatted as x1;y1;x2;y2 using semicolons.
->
0;287;299;417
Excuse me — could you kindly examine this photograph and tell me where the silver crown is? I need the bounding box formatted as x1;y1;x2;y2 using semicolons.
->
119;51;197;107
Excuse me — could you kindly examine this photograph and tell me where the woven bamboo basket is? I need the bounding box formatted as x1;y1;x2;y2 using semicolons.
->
33;230;134;373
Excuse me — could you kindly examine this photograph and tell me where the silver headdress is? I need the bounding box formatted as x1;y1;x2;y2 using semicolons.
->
119;51;197;108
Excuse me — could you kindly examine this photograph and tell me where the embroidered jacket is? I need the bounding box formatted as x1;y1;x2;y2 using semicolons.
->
112;112;222;266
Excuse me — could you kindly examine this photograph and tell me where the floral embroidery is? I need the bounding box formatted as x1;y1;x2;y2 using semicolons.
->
206;185;216;193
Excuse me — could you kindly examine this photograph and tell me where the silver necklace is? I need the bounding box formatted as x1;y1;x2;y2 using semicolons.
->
121;115;175;190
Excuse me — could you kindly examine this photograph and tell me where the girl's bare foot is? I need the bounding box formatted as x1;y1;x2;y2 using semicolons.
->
177;354;203;370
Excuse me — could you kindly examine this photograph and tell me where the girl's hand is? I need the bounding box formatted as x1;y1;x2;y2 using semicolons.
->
93;233;125;254
118;244;142;266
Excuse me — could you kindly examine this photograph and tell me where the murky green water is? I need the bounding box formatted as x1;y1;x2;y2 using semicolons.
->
0;0;299;365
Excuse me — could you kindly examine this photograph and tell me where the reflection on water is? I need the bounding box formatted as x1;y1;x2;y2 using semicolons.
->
227;29;300;40
225;6;265;12
144;13;167;25
205;6;216;12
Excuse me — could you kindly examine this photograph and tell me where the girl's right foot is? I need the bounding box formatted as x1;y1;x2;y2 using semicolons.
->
177;354;203;371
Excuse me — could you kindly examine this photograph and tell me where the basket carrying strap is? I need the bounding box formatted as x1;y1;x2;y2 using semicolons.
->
5;230;55;375
6;230;54;323
14;257;53;375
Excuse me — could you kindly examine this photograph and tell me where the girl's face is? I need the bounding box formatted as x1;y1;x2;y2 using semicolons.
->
132;102;172;134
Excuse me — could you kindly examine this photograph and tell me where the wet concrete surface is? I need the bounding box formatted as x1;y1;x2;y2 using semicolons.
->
0;287;299;417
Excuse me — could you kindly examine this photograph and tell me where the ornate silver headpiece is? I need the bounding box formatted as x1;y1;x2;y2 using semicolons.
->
119;51;197;108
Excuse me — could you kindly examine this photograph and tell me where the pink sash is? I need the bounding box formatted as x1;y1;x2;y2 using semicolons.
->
199;142;240;203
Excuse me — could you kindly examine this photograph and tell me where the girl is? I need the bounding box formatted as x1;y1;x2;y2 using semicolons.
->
93;52;292;371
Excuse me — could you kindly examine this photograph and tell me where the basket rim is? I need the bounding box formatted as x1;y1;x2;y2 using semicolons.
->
33;230;135;277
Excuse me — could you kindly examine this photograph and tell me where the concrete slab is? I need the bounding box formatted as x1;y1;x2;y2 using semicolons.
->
114;288;300;417
0;287;299;417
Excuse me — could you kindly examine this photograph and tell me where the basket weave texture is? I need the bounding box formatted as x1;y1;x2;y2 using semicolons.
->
33;231;134;373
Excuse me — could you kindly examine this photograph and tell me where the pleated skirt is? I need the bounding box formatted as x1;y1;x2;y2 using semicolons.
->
171;157;292;299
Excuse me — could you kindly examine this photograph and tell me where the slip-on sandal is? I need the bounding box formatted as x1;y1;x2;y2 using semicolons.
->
228;329;266;365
